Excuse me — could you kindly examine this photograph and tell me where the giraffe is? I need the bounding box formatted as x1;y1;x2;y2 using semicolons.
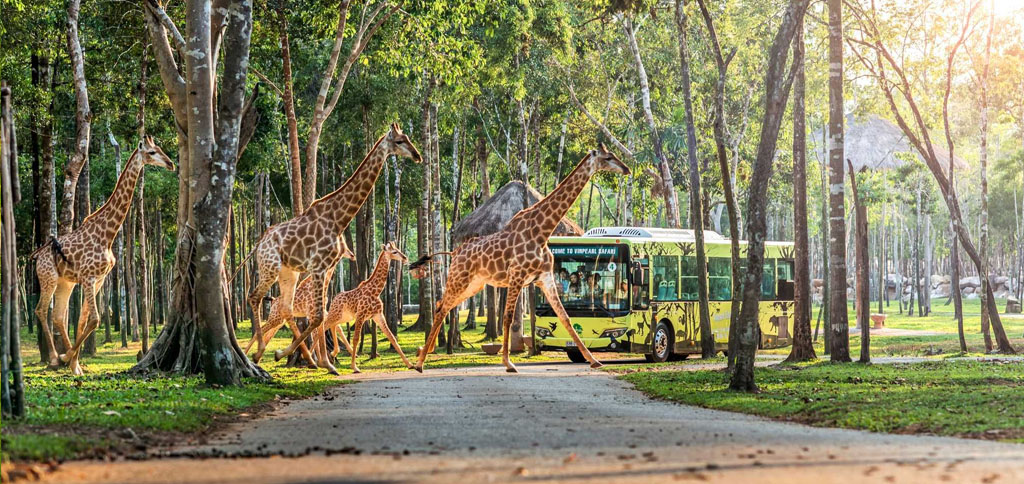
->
242;246;354;365
274;241;413;373
414;144;630;373
247;123;420;375
31;136;175;375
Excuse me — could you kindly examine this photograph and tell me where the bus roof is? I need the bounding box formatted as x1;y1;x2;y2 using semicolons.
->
551;226;792;247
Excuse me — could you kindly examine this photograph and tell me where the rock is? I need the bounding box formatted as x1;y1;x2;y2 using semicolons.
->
932;283;951;298
960;276;981;289
812;278;824;288
993;276;1009;287
962;286;975;295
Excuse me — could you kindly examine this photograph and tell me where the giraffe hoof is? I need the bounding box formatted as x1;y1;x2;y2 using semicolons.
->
273;350;284;362
505;367;519;374
590;362;604;369
327;368;340;376
47;359;61;370
58;353;71;364
414;366;423;373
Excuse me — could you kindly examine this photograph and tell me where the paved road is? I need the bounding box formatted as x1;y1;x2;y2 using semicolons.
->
46;361;1024;483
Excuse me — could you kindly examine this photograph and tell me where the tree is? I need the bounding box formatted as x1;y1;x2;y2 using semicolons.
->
786;12;815;363
847;0;1015;353
673;0;713;358
731;0;808;392
133;0;267;383
826;0;851;363
2;83;26;418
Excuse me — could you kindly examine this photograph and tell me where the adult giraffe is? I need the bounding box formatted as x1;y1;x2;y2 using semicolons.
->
247;123;420;374
415;144;630;373
32;136;175;375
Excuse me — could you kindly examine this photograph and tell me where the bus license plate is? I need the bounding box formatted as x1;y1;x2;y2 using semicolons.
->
566;341;576;348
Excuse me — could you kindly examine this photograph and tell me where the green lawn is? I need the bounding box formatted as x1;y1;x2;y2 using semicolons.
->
1;311;556;462
620;359;1024;441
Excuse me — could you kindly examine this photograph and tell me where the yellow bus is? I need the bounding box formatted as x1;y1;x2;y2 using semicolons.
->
534;227;796;363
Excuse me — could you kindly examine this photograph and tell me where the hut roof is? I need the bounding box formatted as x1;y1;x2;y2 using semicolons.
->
814;114;967;171
451;181;584;244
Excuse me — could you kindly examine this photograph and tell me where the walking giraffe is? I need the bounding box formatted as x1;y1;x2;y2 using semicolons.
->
274;241;413;373
414;144;630;373
247;123;420;374
32;136;175;375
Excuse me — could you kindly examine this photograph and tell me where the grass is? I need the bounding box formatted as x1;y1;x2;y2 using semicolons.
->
620;359;1024;441
1;311;557;462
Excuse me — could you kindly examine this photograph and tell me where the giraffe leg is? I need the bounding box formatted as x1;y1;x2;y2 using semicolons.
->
34;270;60;369
499;285;524;373
247;256;281;362
274;273;337;375
349;318;365;373
415;276;484;372
52;280;75;367
373;313;412;369
322;310;354;358
537;272;602;369
284;318;318;366
330;326;341;358
61;277;100;375
253;267;295;362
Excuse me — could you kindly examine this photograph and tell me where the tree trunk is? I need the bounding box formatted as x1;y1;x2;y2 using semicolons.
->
35;56;57;362
827;0;850;362
786;16;815;362
979;5;993;351
849;161;869;363
624;16;680;228
2;83;27;418
731;0;808;391
59;0;92;238
277;1;304;216
674;2;714;358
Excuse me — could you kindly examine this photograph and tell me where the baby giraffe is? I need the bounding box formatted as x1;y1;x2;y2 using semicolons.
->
31;136;175;374
242;246;356;364
276;241;413;373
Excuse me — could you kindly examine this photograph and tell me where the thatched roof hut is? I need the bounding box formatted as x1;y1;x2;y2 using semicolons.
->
451;181;583;244
813;115;967;171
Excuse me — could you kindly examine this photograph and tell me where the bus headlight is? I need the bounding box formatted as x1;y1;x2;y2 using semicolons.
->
536;327;553;338
600;328;628;339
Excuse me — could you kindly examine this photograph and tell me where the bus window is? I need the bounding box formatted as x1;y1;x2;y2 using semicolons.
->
761;259;776;300
709;258;732;301
679;256;698;300
652;255;679;301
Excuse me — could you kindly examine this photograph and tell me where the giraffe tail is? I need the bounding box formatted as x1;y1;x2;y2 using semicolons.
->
30;238;71;267
408;251;452;280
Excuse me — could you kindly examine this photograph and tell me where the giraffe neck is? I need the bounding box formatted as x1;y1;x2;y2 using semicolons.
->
81;149;144;246
508;154;594;238
305;135;388;231
360;251;394;296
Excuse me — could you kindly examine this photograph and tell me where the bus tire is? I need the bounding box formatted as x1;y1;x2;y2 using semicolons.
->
649;321;673;363
566;349;588;364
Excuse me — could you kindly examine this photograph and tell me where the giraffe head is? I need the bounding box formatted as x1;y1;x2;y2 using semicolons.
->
382;241;409;265
138;135;176;171
381;123;422;163
588;143;630;176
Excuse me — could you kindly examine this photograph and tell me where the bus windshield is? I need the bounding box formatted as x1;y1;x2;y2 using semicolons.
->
537;244;630;317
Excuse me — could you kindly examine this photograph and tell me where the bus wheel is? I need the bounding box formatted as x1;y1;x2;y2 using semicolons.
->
649;321;673;363
566;349;588;364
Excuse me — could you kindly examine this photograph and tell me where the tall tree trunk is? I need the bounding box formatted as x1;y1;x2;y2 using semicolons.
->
34;56;57;362
849;161;869;363
827;0;851;362
731;0;808;391
2;83;27;418
277;1;304;215
674;1;714;358
60;0;92;238
786;16;815;362
77;146;96;356
979;3;993;351
624;16;680;228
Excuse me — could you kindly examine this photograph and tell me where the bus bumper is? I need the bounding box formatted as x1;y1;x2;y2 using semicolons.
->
535;336;631;353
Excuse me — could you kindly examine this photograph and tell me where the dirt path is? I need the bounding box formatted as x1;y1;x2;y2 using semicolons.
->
45;360;1024;483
